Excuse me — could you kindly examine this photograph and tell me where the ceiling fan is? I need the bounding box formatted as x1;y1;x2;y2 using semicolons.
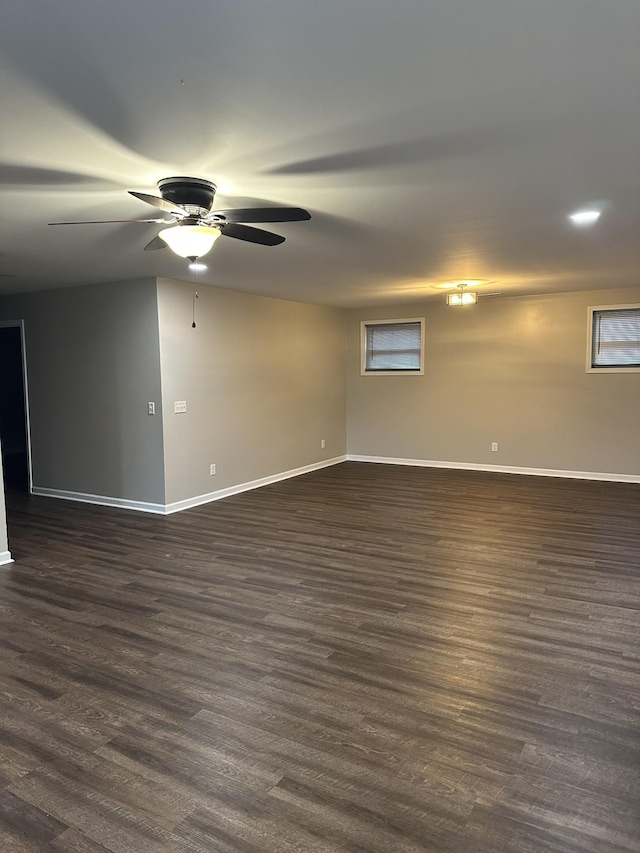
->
50;177;311;259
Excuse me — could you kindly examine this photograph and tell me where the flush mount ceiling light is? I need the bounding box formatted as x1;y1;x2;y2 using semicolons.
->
446;283;478;306
569;208;601;226
158;224;222;259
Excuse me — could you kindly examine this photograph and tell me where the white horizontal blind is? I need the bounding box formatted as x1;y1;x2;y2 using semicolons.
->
365;321;422;371
591;308;640;368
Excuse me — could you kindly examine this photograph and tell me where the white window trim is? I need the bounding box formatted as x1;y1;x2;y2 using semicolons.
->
360;317;425;376
587;303;640;374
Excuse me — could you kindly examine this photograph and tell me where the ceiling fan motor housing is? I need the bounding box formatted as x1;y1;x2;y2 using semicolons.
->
158;177;217;215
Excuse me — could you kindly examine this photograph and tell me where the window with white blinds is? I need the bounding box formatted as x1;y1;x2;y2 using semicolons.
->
361;319;424;374
589;305;640;372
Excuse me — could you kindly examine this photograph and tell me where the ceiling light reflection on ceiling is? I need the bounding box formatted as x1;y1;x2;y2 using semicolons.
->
569;208;601;226
434;279;490;290
159;225;222;258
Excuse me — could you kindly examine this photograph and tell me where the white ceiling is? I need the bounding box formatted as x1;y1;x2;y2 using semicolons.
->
1;0;639;307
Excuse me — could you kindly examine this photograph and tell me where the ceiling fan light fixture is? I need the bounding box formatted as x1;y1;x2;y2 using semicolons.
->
159;224;222;258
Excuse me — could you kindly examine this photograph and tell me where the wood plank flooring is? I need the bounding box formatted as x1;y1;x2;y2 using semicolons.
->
0;461;639;852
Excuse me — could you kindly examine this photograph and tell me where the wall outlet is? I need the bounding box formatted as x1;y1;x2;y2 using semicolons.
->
174;401;187;414
210;463;216;476
491;442;499;452
147;402;155;415
321;439;326;449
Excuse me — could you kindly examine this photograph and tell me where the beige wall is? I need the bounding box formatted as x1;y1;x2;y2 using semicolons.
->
1;276;637;534
0;280;165;504
157;279;347;505
347;286;640;477
0;277;345;514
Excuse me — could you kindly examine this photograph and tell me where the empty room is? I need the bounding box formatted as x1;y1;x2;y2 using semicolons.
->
0;2;639;851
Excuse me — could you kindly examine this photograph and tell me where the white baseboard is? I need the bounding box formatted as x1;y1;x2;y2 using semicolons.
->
31;487;167;514
347;455;640;484
164;455;347;514
31;455;347;516
0;550;13;566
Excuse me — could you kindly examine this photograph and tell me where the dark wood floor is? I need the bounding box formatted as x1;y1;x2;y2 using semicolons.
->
0;462;639;852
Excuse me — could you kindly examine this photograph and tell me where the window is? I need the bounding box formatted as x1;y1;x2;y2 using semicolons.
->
361;318;424;375
588;305;640;373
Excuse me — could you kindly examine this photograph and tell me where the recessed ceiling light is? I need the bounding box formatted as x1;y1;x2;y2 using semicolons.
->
569;208;601;226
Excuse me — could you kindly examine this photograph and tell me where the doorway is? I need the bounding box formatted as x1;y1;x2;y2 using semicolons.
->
0;322;32;492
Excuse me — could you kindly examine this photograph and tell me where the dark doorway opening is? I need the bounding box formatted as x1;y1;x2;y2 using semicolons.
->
0;325;30;492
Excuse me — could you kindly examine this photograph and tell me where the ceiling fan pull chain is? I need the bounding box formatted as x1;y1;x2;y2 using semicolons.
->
192;287;198;329
191;262;199;329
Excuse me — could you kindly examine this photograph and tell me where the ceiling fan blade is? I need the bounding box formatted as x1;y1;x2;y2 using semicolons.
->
212;207;310;223
143;236;168;252
49;218;169;225
128;191;189;217
221;223;285;246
